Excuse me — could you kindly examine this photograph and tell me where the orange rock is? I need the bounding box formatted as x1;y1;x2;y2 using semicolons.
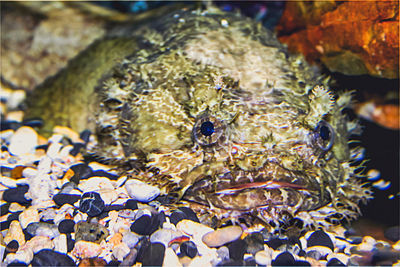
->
277;1;399;79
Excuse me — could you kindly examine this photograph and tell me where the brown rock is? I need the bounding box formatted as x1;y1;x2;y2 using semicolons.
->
277;1;399;79
202;225;243;248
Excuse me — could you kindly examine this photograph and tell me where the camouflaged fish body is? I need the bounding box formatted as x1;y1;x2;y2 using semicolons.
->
29;8;371;229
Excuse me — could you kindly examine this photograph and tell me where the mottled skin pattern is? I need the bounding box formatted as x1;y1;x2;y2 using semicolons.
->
27;8;371;230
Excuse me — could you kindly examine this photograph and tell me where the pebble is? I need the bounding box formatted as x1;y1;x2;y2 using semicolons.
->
141;242;165;266
75;221;109;243
30;249;75;266
176;220;213;238
385;226;400;242
4;220;25;246
72;240;102;258
164;247;183;267
112;242;131;261
150;228;184;247
272;251;296;266
202;225;243;248
6;240;20;253
255;250;271;266
5;247;33;265
78;177;114;192
26;222;60;239
327;257;346;266
19;206;40;229
25;236;53;254
69;163;93;184
306;230;334;251
125;199;138;210
53;234;68;254
8;126;38;156
244;232;264;255
180;241;198;258
79;191;105;217
3;185;31;205
122;231;140;248
227;238;247;261
58;219;75;234
131;214;160;236
217;246;230;262
79;257;107;266
125;179;160;202
53;193;81;206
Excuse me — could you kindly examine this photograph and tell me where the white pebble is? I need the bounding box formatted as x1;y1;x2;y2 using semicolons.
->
163;247;182;267
8;126;38;156
255;250;271;265
5;247;33;265
4;221;25;246
125;179;160;202
176;220;213;238
25;236;53;254
150;228;184;247
72;240;102;258
78;177;114;192
122;231;140;249
53;234;68;254
19;206;40;229
113;242;131;261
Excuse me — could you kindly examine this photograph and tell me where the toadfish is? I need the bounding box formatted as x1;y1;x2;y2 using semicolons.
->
26;7;371;230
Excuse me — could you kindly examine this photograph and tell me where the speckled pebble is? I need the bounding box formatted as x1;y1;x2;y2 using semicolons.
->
72;240;102;258
202;225;243;248
26;222;60;239
75;221;109;243
8;126;38;156
125;179;160;202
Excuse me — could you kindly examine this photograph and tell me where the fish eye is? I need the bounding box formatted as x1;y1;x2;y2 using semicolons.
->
193;114;224;146
314;121;335;151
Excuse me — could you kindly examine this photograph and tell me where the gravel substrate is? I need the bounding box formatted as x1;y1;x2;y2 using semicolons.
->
1;91;400;266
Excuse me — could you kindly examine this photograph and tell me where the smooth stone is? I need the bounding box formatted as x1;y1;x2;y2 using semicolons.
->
307;230;334;250
176;220;213;238
150;228;183;247
78;177;114;192
75;221;109;243
227;239;247;261
202;225;243;248
6;240;19;253
327;258;346;266
170;209;187;225
25;236;53;254
79;257;107;266
141;242;165;266
181;241;198;258
125;179;160;202
164;247;182;267
4;221;25;246
272;252;296;266
72;240;102;258
69;163;93;184
79;191;105;217
8;126;38;156
266;237;288;250
96;188;119;205
120;248;138;266
3;185;31;205
5;248;33;265
53;193;81;206
113;242;131;262
122;231;140;249
255;250;271;266
125;199;138;210
58;219;75;234
131;214;160;236
26;222;60;239
53;234;68;254
178;207;199;222
19;207;40;229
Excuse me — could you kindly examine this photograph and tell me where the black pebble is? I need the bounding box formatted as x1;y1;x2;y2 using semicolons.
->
180;241;198;258
66;234;75;252
169;209;187;225
70;143;85;156
217;259;245;266
53;193;81;206
307;230;334;250
327;258;345;266
69;163;93;184
1;121;21;131
22;229;33;242
1;203;10;216
272;252;296;266
35;144;48;151
80;130;91;144
79;192;105;217
125;199;138;210
31;249;75;266
178;207;199;222
141;242;165;266
295;260;311;266
58;219;75;234
227;239;247;261
3;185;31;205
22;118;44;128
104;204;125;212
6;240;19;252
384;226;400;242
0;221;11;230
7;262;28;267
90;170;119;180
131;215;159;235
266;237;288;250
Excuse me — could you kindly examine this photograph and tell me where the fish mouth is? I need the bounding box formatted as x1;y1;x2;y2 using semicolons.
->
183;166;326;212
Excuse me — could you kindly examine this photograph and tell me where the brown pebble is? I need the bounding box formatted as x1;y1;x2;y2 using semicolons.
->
78;257;107;266
202;225;243;248
11;165;26;179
